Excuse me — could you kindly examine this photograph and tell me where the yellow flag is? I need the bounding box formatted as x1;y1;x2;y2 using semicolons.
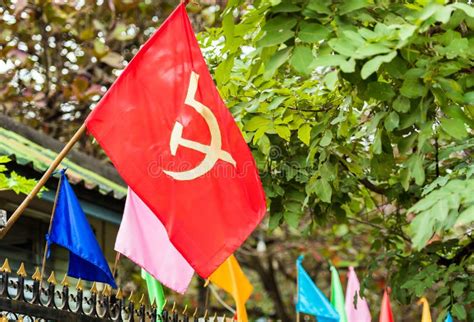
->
209;255;253;322
418;297;432;322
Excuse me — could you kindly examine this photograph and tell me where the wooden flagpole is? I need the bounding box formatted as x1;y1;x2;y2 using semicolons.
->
0;124;87;239
39;174;63;289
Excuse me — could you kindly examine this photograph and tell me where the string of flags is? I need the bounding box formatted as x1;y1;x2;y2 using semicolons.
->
296;257;455;322
33;2;458;322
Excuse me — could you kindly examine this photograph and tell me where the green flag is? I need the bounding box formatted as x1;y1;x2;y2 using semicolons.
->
141;269;165;314
330;266;348;322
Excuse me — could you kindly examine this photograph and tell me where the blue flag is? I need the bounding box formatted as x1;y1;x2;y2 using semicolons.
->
445;313;453;322
47;170;117;288
296;256;339;322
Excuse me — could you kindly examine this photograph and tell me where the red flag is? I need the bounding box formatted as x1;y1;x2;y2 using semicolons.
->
85;4;266;278
379;289;394;322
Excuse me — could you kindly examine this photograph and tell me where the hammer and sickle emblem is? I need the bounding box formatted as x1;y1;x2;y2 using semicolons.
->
163;71;236;181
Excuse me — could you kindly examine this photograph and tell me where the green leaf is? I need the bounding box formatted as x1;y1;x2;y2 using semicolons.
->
298;123;312;145
307;0;331;15
264;16;298;32
400;71;428;98
324;71;338;90
451;303;467;320
456;205;474;226
360;51;397;79
298;22;331;42
384;111;399;132
440;118;468;140
410;212;435;249
328;38;358;56
354;44;392;59
275;125;291;141
463;91;474;104
314;178;332;203
267;96;286;111
372;129;382;154
339;0;369;15
245;116;271;131
366;82;395;101
290;46;314;74
272;2;301;13
269;212;283;230
257;29;294;47
408;154;425;186
393;96;411;113
264;48;292;79
215;55;234;86
319;130;332;147
451;3;474;18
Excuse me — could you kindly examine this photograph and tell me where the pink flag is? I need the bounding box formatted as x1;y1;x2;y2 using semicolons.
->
115;189;194;293
345;267;371;322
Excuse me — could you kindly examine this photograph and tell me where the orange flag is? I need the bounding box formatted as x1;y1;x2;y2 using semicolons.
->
209;255;253;322
418;297;432;322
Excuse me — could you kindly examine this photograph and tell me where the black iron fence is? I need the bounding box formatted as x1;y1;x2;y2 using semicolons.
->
0;259;208;321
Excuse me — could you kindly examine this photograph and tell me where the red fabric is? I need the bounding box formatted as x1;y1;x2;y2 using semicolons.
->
85;3;266;278
379;289;394;322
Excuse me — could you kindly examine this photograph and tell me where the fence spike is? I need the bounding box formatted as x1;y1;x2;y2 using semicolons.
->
32;267;41;281
75;278;83;291
182;304;188;315
103;284;112;296
212;312;217;320
47;271;57;285
90;282;98;294
203;309;208;319
61;274;69;286
151;298;157;309
139;294;146;305
115;288;123;300
0;258;11;273
16;262;27;277
171;301;176;312
128;290;134;302
161;299;168;311
192;307;198;318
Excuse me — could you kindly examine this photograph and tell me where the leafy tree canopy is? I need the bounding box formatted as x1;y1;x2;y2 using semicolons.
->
200;0;474;320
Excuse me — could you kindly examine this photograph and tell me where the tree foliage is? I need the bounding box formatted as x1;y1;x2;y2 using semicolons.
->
0;155;37;194
200;0;474;320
